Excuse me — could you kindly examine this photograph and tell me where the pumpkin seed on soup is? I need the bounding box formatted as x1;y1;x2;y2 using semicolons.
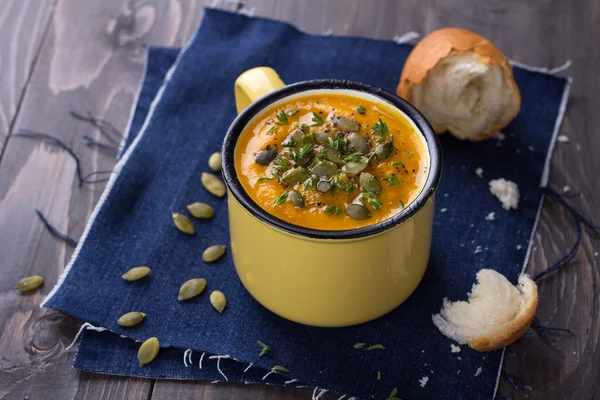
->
331;115;360;132
172;212;195;235
122;266;151;281
16;275;44;292
288;190;304;208
255;148;278;165
342;160;367;177
210;291;227;313
375;142;394;160
346;204;371;220
118;311;146;327
187;202;214;219
178;278;207;300
208;152;222;171
281;168;308;186
203;245;226;262
311;161;337;177
347;132;370;154
359;172;381;194
316;179;332;193
138;337;159;367
201;172;226;197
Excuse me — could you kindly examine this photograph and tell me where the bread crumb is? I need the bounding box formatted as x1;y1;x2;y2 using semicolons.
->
444;193;448;197
418;376;429;388
516;148;521;154
474;246;482;254
485;212;496;221
489;179;519;210
594;252;598;257
475;367;482;377
441;208;447;213
475;167;483;178
495;132;506;141
457;370;461;374
516;245;522;250
450;344;461;353
563;185;571;193
528;146;535;152
457;357;461;360
557;135;570;143
470;224;474;228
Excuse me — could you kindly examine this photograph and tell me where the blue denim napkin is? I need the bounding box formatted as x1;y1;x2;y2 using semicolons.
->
43;9;570;400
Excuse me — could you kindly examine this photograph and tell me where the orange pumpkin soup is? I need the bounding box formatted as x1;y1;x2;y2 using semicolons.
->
235;92;428;230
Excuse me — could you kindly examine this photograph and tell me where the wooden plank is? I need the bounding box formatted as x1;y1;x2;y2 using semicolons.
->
0;0;56;153
0;0;205;399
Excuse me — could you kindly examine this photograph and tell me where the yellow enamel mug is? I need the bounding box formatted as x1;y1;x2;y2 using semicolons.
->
221;67;442;327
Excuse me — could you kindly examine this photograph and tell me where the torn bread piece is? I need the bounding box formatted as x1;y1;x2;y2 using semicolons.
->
432;269;538;352
397;27;521;141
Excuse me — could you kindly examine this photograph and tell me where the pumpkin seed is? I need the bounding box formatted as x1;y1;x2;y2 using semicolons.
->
281;168;308;186
138;337;159;367
316;179;332;193
311;161;338;177
255;148;278;165
122;266;151;281
172;212;195;235
210;290;227;313
203;245;226;262
332;115;360;132
342;160;367;177
178;278;207;300
208;152;222;172
288;190;305;208
281;129;303;148
346;204;371;220
117;311;146;327
201;172;226;197
375;142;394;161
16;275;44;292
315;131;334;145
322;147;344;165
187;202;215;219
359;172;382;194
347;132;370;154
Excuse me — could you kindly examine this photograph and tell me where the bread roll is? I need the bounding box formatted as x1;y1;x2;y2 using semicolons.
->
397;28;521;141
432;269;538;352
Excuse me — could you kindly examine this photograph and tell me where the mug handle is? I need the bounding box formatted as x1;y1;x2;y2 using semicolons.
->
234;67;285;113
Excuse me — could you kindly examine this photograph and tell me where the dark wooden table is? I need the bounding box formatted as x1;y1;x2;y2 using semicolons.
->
1;0;598;399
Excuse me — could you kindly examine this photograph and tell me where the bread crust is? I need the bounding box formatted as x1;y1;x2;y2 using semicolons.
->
468;280;538;352
397;27;521;141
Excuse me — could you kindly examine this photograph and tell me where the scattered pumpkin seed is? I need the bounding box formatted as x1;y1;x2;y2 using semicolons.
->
208;152;222;171
16;275;44;292
331;115;360;132
375;142;394;160
172;212;195;235
203;245;226;262
138;337;159;367
187;202;215;219
314;131;334;145
281;168;308;186
367;344;385;350
322;147;345;165
255;148;278;165
359;172;382;194
352;342;366;349
257;340;270;358
347;132;370;154
316;179;332;193
117;311;146;327
311;160;338;177
271;365;290;373
346;204;371;220
210;290;227;313
342;160;367;177
201;172;226;197
288;190;305;208
122;266;151;281
178;278;207;300
281;129;303;148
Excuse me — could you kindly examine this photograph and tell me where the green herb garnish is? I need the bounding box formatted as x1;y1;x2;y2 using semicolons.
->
372;118;390;143
271;171;281;180
273;192;288;206
275;110;289;125
328;136;347;151
311;112;325;126
356;106;366;114
367;153;377;165
386;387;400;400
317;148;328;159
392;161;404;167
257;177;273;182
265;126;277;135
325;205;343;216
344;152;363;162
293;144;314;163
377;371;382;380
335;178;355;194
352;342;366;349
382;174;403;187
298;124;310;133
398;200;405;209
367;344;385;350
257;341;270;358
302;133;315;145
287;109;299;116
272;365;290;373
362;192;383;210
273;156;289;171
408;152;414;158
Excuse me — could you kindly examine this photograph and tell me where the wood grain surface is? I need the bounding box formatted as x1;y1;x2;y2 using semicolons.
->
0;1;598;399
